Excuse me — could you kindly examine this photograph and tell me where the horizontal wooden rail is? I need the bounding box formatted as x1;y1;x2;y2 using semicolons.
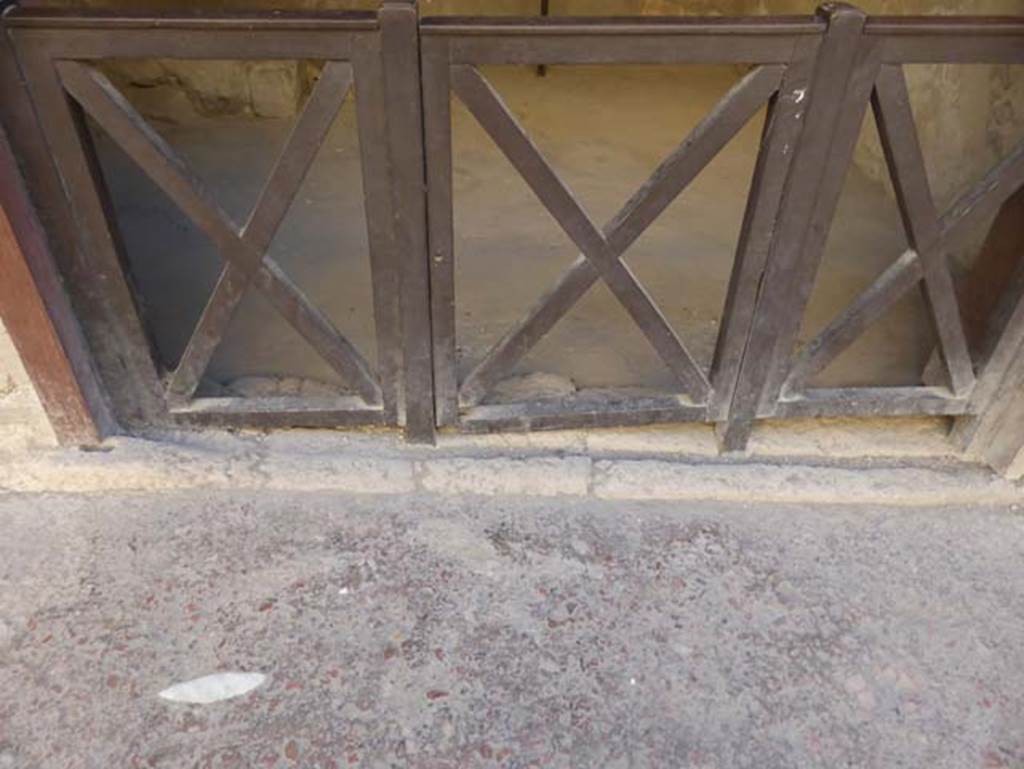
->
775;387;968;419
864;16;1024;35
461;391;706;433
419;16;825;36
2;7;378;30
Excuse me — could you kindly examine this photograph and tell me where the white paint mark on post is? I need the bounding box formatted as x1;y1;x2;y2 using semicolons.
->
158;672;266;704
793;87;806;103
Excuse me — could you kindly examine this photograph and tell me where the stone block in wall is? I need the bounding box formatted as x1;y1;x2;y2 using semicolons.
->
113;58;167;87
0;320;57;451
120;83;200;123
100;59;306;122
249;61;302;118
170;60;251;116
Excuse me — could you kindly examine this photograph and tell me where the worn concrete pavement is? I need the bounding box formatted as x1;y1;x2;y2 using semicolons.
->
2;489;1023;768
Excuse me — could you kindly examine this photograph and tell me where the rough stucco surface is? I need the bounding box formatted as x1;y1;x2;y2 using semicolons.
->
2;489;1024;768
0;320;55;451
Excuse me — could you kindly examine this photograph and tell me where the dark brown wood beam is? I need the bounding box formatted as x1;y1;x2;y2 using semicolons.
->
1;8;112;444
0;123;110;445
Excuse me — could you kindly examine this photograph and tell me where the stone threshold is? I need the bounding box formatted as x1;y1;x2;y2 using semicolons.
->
0;419;1021;506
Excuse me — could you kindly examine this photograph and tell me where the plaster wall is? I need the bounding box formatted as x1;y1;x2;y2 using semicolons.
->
0;320;56;451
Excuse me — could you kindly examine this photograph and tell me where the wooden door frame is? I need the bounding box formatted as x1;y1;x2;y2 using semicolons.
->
0;14;110;445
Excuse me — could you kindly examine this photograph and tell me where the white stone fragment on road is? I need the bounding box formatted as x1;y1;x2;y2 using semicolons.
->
158;672;266;704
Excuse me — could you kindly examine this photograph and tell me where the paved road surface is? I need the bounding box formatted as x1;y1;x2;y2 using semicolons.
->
1;490;1022;768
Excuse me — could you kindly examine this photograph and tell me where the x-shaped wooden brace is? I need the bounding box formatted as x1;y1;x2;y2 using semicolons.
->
782;64;1021;398
56;60;382;407
452;64;783;409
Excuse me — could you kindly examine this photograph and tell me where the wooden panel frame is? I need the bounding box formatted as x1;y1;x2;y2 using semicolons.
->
722;10;1024;449
4;2;1024;455
380;0;436;444
0;16;111;445
421;12;820;435
5;7;426;437
0;120;110;444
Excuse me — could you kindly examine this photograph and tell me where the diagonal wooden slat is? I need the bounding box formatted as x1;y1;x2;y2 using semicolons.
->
451;66;604;259
785;138;1024;393
784;249;923;392
57;61;251;401
452;64;710;406
871;64;974;396
459;253;597;408
57;61;381;405
941;138;1024;255
452;65;778;407
57;61;244;251
254;261;380;405
242;62;354;251
171;261;252;401
782;66;1007;397
604;65;784;256
169;61;355;401
458;66;781;409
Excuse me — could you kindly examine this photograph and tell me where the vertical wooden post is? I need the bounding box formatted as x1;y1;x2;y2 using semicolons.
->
421;36;458;428
353;33;403;426
721;3;876;451
379;0;437;444
0;14;111;445
709;36;821;423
